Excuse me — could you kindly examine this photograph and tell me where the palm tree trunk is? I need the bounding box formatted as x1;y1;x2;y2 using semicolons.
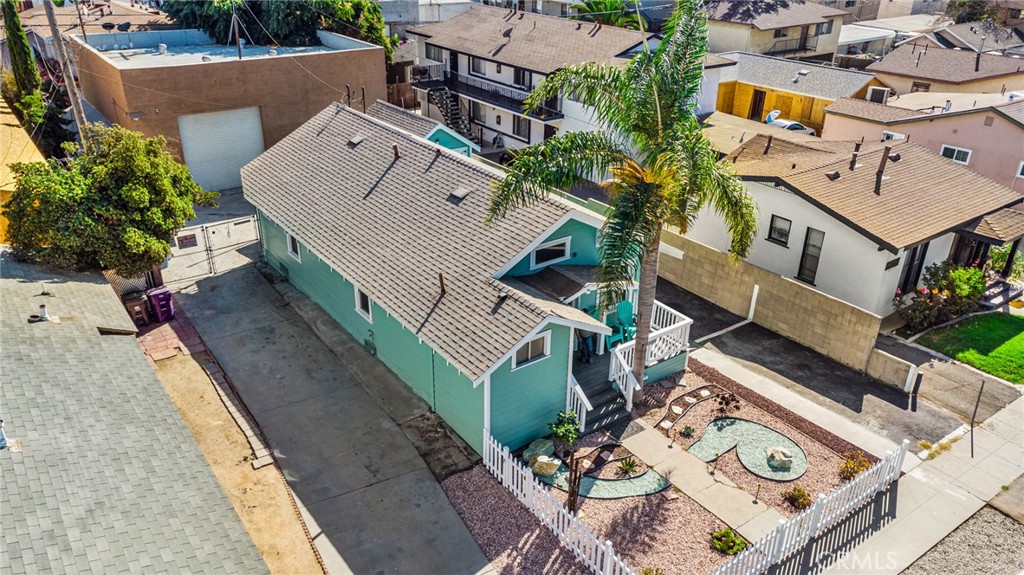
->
630;229;661;403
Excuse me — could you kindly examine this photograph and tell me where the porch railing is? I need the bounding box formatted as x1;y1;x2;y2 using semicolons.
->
568;375;594;431
608;301;692;411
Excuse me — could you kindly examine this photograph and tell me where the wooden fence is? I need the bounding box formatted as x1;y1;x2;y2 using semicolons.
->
711;440;909;575
482;430;635;575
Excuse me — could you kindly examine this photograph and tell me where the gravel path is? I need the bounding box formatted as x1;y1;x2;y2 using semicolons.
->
903;507;1024;575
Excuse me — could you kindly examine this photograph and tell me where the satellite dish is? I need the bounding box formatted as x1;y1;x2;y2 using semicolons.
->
765;109;782;124
117;22;132;32
101;22;116;31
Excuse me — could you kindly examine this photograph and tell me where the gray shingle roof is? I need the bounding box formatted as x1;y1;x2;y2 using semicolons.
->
935;22;1024;53
0;250;267;575
242;103;606;381
824;97;921;123
867;43;1024;83
366;99;441;137
728;135;1024;250
408;5;652;74
719;52;878;100
705;0;846;30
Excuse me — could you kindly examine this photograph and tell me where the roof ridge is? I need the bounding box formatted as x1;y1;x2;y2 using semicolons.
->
486;277;549;319
739;51;877;76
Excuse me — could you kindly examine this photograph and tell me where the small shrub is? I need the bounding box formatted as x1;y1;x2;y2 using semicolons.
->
639;568;665;575
783;484;813;510
716;393;741;416
925;436;961;460
617;457;639;477
711;528;746;555
990;244;1024;280
838;451;872;481
548;411;579;455
893;260;986;333
680;425;695;438
917;440;933;451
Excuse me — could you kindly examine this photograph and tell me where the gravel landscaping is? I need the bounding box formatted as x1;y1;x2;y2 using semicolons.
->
903;506;1024;575
636;369;849;517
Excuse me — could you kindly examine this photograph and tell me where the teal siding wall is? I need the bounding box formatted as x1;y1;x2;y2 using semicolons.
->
644;352;690;384
258;211;484;452
490;325;571;450
506;218;600;277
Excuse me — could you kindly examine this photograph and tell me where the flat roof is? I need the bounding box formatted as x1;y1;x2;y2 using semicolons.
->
855;14;953;33
79;29;374;69
839;24;897;46
887;91;1019;113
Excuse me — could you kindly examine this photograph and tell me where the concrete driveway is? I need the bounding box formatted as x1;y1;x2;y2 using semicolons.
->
172;260;491;574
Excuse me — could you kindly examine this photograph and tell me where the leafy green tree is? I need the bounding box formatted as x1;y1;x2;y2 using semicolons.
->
486;0;757;396
1;0;42;100
162;0;397;61
32;81;76;158
574;0;643;30
945;0;996;23
3;125;217;277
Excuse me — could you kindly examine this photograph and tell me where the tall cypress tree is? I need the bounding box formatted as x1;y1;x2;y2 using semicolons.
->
2;0;42;99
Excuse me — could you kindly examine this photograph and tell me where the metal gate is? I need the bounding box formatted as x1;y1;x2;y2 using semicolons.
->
166;216;260;283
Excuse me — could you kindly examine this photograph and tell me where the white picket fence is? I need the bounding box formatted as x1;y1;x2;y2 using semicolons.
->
482;429;635;575
711;440;909;575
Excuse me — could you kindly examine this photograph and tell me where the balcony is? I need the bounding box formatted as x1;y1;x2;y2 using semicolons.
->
766;35;820;56
411;65;563;121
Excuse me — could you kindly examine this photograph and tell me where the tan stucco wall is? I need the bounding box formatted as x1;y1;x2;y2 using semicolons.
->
708;17;842;58
707;20;755;53
874;71;1024;95
659;229;882;370
72;41;386;158
822;110;1024;191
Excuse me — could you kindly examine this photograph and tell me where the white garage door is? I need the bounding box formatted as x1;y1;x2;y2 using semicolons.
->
177;107;265;191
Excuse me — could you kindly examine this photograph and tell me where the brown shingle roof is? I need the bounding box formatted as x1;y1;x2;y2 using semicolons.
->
961;209;1024;243
705;0;846;30
997;100;1024;126
824;97;921;123
366;100;441;137
867;43;1024;84
408;5;651;74
242;103;606;381
728;134;1023;250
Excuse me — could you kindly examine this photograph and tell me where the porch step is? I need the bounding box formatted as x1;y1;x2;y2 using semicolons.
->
586;387;621;408
582;398;630;435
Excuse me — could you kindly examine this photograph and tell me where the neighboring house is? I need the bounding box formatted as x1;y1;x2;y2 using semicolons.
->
822;92;1024;190
0;98;45;243
866;42;1024;94
704;0;847;60
837;23;896;55
376;0;476;36
17;2;177;62
930;21;1024;56
875;0;949;20
0;249;267;573
366;99;479;156
702;110;820;155
69;29;386;190
407;6;733;154
480;0;580;18
810;0;882;24
685;134;1024;317
242;103;692;453
715;51;889;133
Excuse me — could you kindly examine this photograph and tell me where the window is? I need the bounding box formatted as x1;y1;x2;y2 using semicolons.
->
513;67;532;89
940;145;971;165
845;0;856;6
425;44;443;63
815;20;834;35
287;233;301;262
470;100;485;122
767;215;792;246
911;81;931;93
512;331;551;369
882;131;906;141
797;228;825;284
355;286;372;322
470;56;485;76
774;28;789;38
1017;161;1024;179
984;115;994;127
531;237;571;269
560;2;570;16
512;115;531;139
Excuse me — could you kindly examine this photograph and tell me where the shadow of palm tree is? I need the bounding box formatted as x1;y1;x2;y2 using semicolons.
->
602;493;676;557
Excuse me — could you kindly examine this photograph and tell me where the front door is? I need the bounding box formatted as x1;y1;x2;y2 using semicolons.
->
749;89;767;121
544;124;557;140
449;52;459;76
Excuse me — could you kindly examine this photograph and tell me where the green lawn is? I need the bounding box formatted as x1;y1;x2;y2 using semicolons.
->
917;313;1024;384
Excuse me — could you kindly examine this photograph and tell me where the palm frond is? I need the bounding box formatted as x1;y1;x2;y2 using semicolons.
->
524;63;631;137
486;131;628;223
655;0;709;115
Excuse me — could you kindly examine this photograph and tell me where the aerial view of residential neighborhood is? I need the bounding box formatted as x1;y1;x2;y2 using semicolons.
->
3;0;1024;572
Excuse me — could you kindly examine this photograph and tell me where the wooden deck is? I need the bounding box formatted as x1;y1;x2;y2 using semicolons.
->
572;352;613;396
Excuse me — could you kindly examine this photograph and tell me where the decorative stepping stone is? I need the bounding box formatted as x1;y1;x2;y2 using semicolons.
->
662;489;679;501
599;451;612;460
579;460;593;470
684;396;697;404
659;421;672;430
699;389;711;398
671;406;683;415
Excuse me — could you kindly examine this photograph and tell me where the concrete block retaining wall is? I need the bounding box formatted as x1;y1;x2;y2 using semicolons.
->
866;349;916;392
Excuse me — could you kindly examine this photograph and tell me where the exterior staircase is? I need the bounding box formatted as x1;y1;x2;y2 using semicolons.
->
578;377;631;435
426;87;475;141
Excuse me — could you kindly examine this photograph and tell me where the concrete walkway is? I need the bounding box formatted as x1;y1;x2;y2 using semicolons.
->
170;260;492;575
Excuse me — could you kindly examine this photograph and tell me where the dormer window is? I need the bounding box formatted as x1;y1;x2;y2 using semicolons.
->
530;237;571;269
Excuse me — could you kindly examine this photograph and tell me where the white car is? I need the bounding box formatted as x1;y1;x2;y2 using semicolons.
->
766;118;817;136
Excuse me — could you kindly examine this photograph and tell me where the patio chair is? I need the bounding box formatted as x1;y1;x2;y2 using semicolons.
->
615;300;638;341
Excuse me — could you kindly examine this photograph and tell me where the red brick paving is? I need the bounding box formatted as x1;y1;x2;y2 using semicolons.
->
136;305;207;360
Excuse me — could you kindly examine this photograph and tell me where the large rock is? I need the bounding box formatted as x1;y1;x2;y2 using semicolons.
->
523;438;555;466
532;455;562;477
766;447;794;470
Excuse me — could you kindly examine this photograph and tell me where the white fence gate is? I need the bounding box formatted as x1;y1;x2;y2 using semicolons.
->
166;216;259;283
711;440;909;575
482;430;635;575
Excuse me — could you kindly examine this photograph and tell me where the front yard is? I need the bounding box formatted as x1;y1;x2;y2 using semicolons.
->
917;313;1024;384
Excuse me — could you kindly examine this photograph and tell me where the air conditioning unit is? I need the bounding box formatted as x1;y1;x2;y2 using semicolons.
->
882;131;906;141
868;86;891;104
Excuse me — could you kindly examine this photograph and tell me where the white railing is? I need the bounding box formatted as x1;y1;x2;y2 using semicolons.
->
568;375;594;432
711;440;909;575
607;300;693;411
482;430;635;575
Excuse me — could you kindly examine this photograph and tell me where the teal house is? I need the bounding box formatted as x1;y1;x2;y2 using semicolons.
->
366;99;479;157
242;103;692;453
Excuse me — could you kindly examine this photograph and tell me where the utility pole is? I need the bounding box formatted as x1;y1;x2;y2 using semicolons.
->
74;0;88;43
230;7;242;60
43;0;89;147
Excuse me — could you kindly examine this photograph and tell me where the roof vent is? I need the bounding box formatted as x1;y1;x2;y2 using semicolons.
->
826;171;841;181
157;43;167;55
117;22;131;32
450;186;472;200
348;135;366;147
888;153;901;163
201;55;212;62
797;69;810;76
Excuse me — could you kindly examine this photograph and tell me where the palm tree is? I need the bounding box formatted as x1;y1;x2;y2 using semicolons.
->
486;0;757;398
573;0;643;30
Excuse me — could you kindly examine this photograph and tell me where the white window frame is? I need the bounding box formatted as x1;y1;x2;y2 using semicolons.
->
815;20;834;35
511;330;551;370
867;86;890;104
354;285;373;322
425;44;443;63
512;114;531;140
470;56;485;76
1017;160;1024;179
286;233;301;262
940;145;971;165
530;236;572;270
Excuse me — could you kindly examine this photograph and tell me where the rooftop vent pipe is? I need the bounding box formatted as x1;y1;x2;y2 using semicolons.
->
875;145;893;195
38;304;51;322
849;141;862;171
157;43;167;55
763;135;773;155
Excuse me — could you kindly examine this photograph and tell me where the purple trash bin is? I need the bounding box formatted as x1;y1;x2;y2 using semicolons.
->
146;286;175;323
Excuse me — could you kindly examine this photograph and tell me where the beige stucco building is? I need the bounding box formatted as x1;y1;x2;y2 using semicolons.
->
867;43;1024;94
706;0;847;60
